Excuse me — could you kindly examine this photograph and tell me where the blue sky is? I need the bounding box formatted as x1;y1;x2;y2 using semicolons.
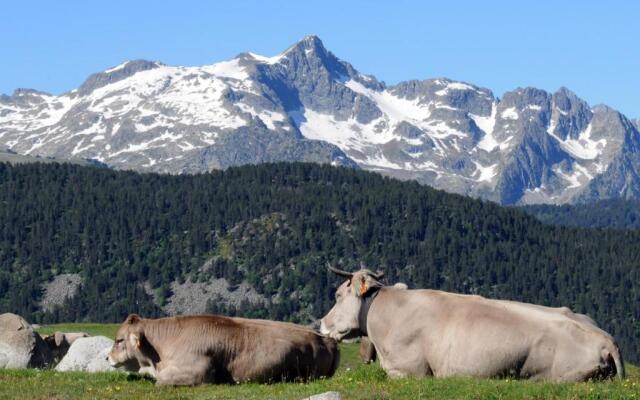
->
1;1;638;117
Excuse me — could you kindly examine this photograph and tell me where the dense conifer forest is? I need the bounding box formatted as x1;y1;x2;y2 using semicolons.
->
522;199;640;230
0;162;638;362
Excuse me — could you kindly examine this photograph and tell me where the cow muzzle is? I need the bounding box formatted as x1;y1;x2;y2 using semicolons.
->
107;354;119;367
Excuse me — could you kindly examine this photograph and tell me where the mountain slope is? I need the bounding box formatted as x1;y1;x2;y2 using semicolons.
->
1;36;639;204
0;162;639;362
522;198;640;229
0;147;104;167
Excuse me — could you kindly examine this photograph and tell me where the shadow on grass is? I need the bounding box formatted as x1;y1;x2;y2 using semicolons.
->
125;373;155;383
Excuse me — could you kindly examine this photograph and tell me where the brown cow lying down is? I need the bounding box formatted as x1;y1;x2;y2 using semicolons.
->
108;314;339;386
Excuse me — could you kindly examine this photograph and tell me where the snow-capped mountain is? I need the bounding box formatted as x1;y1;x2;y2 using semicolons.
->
1;35;639;205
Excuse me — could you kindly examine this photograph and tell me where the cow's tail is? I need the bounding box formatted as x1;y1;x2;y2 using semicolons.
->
605;343;625;380
611;345;625;380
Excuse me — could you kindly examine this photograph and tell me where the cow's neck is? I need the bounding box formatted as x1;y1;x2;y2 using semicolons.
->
139;320;167;365
358;288;380;336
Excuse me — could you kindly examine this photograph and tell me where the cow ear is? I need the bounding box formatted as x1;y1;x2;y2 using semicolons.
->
129;333;142;349
353;274;382;297
359;275;369;296
125;314;141;325
54;332;66;347
353;275;370;297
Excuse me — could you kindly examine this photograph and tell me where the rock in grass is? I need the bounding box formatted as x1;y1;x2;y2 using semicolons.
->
0;313;53;369
303;392;342;400
55;336;117;372
43;331;90;364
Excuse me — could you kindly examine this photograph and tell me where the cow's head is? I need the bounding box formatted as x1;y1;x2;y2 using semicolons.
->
107;314;145;370
320;265;384;341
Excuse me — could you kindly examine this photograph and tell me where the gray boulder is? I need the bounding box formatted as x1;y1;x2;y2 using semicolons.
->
55;336;118;373
0;313;53;369
303;392;342;400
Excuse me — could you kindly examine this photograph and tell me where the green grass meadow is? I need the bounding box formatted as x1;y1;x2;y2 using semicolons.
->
0;323;636;399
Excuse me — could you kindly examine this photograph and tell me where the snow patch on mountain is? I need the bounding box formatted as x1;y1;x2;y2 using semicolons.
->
293;108;394;150
345;80;432;123
501;107;519;120
473;161;499;182
472;103;498;152
1;94;76;131
247;52;284;65
548;123;606;160
104;62;130;74
435;82;476;96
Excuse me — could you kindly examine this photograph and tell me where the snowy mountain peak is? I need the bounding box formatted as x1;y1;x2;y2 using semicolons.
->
286;34;326;53
236;35;329;67
77;60;161;95
1;35;639;205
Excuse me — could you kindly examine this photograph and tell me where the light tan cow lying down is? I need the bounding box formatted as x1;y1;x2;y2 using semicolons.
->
320;267;625;382
108;314;339;386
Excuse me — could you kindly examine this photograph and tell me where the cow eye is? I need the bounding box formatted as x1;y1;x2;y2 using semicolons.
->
115;338;124;344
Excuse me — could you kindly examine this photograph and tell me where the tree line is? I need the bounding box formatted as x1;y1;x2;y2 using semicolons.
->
522;199;640;230
0;162;638;363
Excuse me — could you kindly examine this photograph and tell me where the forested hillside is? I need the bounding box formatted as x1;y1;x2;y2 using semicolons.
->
523;199;640;230
0;162;639;363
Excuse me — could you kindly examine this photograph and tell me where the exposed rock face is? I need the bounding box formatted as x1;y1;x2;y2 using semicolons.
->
55;336;118;373
41;273;82;311
0;313;53;369
2;35;639;204
0;148;102;167
151;278;266;316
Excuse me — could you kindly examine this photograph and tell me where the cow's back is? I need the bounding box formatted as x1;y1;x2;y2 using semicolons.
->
367;289;622;381
213;317;339;383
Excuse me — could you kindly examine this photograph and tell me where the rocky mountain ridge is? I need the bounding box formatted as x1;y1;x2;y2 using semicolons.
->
1;35;638;204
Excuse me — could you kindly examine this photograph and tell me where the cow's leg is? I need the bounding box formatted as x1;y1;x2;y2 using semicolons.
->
384;362;432;379
551;356;614;383
359;337;377;364
548;365;599;383
138;365;157;378
377;346;431;378
155;360;209;386
526;334;613;382
385;368;409;379
524;351;603;382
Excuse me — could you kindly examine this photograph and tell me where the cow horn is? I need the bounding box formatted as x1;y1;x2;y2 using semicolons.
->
327;263;353;278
